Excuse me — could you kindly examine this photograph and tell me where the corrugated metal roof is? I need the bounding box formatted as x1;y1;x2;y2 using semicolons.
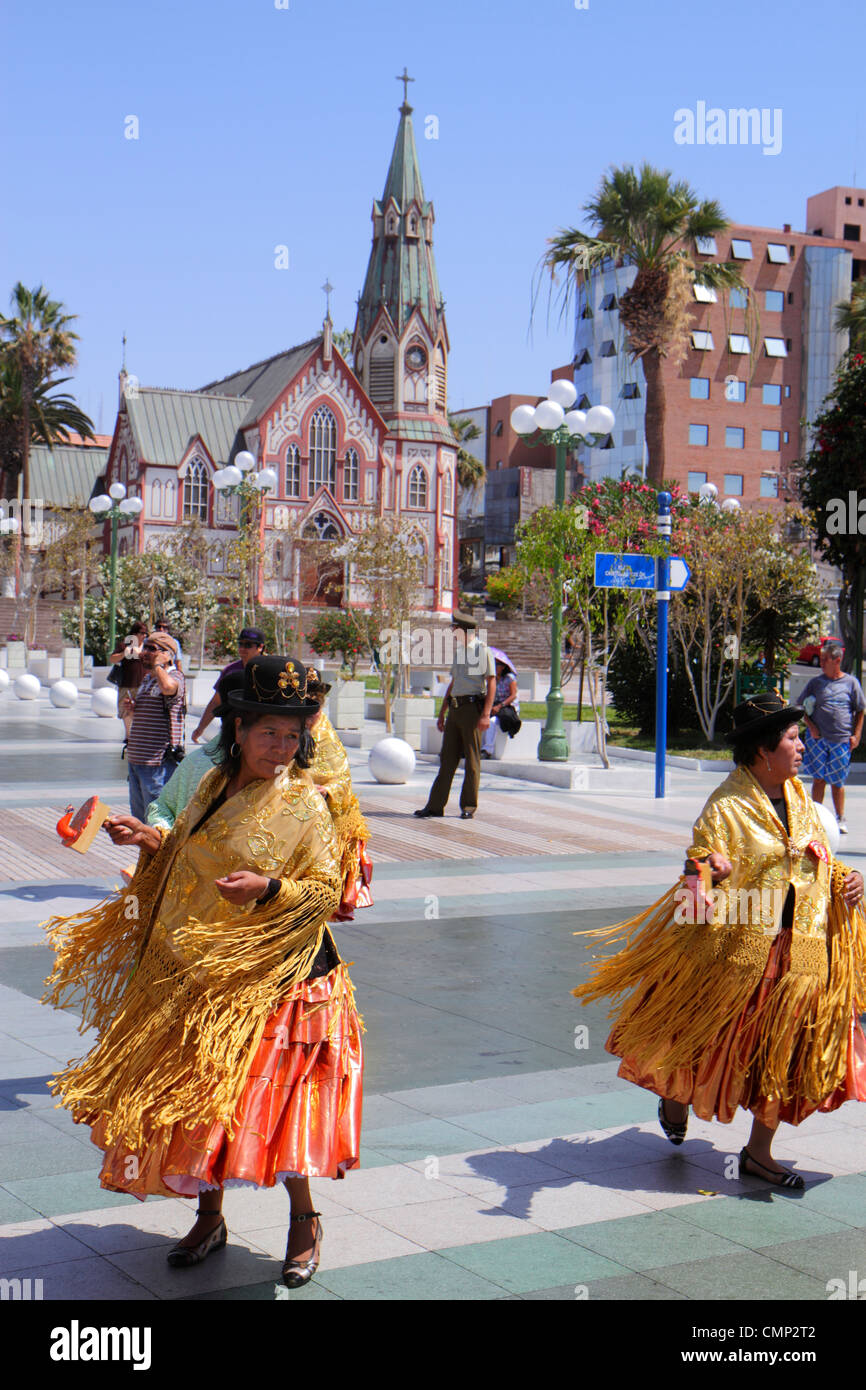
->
385;417;456;446
125;389;251;466
199;339;320;421
29;444;109;507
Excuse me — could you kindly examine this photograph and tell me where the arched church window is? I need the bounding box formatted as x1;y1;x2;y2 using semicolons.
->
344;448;359;502
183;459;208;520
369;336;395;406
285;445;301;498
408;465;428;509
151;479;162;518
164;480;175;518
308;408;337;496
442;470;453;514
434;346;447;412
440;534;452;595
303;511;341;541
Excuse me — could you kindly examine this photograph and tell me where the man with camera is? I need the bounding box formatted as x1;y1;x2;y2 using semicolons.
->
121;632;186;820
109;620;148;740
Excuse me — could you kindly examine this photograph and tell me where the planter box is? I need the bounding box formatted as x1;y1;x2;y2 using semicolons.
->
62;646;83;678
90;665;113;690
4;641;26;670
27;657;62;684
330;679;366;730
392;695;435;750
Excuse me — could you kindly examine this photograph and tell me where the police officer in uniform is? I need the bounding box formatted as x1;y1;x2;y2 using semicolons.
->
414;611;496;820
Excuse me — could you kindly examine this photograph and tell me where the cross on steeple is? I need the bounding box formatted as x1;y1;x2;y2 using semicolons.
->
322;278;334;320
396;66;414;112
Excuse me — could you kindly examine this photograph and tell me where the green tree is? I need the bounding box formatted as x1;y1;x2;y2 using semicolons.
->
834;281;866;355
0;285;81;508
0;359;95;494
448;413;484;490
795;350;866;678
62;551;210;665
539;164;744;487
307;609;368;678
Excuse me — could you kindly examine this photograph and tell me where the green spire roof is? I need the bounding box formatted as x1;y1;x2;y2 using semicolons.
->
355;97;444;343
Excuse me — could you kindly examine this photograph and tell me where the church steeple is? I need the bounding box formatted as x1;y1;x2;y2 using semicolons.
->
353;73;448;419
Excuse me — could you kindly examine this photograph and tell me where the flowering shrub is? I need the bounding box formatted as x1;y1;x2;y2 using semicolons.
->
308;609;368;678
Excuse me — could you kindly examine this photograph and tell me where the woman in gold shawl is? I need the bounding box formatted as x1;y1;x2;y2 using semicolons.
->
575;694;866;1189
304;672;373;921
43;657;363;1287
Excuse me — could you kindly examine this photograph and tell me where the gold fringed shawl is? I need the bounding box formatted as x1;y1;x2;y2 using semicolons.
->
306;711;369;883
43;766;342;1149
573;768;866;1107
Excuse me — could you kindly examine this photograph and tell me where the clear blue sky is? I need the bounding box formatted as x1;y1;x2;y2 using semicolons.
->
2;0;863;431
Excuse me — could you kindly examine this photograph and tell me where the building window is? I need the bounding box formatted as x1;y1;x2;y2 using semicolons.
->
364;470;376;504
689;424;709;446
726;427;745;449
728;287;749;310
693;283;717;303
696;236;717;255
575;349;592;367
724;474;744;496
728;334;751;354
580;303;594;319
725;380;747;403
151;479;162;517
600;292;617;310
442;469;453;513
440;534;451;596
407;464;428;509
783;431;790;444
762;384;782;405
369;336;395;405
164;480;175;518
690;377;710;399
577;393;591;409
183;459;208;520
434;346;447;411
765;290;785;312
599;340;616;357
760;475;779;498
343;448;359;502
844;224;862;241
691;330;714;351
308;407;337;495
731;239;753;259
493;420;503;436
688;471;708;491
766;243;790;263
285;446;300;497
761;430;780;451
764;338;788;357
621;382;641;398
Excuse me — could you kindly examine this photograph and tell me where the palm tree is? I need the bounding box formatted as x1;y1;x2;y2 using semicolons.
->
834;280;866;355
449;413;485;489
0;357;95;496
0;284;80;507
541;164;745;487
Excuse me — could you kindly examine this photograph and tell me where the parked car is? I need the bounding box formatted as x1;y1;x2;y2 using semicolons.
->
797;637;843;667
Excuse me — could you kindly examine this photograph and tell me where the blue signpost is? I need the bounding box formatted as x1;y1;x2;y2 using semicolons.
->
592;495;690;799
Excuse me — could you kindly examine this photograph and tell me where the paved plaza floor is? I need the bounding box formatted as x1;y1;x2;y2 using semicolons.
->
2;694;866;1305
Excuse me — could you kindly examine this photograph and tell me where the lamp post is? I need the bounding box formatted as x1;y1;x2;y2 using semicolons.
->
88;483;143;655
212;450;277;626
510;383;616;761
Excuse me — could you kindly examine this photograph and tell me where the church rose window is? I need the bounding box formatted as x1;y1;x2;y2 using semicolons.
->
344;449;359;502
183;459;208;521
309;407;337;495
408;464;428;509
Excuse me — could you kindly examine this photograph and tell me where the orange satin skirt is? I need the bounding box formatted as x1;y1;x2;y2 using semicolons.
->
332;842;374;923
615;930;866;1126
91;963;363;1199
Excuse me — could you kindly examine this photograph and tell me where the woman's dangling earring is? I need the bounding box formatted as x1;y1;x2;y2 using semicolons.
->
231;742;241;758
765;758;772;773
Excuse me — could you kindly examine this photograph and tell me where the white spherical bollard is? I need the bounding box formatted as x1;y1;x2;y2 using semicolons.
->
0;668;9;692
91;686;119;719
13;673;41;701
811;799;841;856
50;679;79;709
368;736;416;785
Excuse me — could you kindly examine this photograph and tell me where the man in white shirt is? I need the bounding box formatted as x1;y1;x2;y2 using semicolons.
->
415;612;495;820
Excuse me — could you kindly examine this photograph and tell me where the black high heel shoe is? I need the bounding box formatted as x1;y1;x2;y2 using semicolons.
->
658;1097;688;1145
738;1147;804;1190
282;1211;322;1288
166;1208;227;1266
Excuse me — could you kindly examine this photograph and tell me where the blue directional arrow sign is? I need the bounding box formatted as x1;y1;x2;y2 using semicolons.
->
668;556;691;592
594;552;656;589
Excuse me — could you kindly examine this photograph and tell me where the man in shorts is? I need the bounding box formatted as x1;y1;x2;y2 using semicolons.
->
800;641;865;834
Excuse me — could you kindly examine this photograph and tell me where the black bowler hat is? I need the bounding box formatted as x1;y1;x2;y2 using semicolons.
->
227;655;320;716
726;692;805;744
